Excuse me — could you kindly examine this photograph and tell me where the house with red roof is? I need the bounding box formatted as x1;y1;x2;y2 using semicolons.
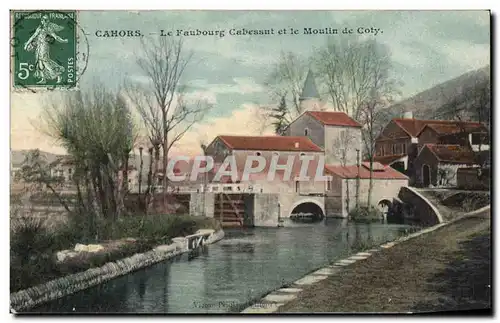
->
200;71;411;223
374;111;490;178
284;110;363;166
204;134;326;194
324;162;409;217
413;144;486;187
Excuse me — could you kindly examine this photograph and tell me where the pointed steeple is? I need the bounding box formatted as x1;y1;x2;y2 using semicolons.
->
300;69;320;101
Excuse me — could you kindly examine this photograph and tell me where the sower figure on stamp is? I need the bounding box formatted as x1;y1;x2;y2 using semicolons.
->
23;15;68;84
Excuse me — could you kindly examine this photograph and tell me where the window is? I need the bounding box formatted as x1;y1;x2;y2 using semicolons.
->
326;179;331;191
272;152;279;157
471;133;489;145
392;144;396;154
300;152;306;157
295;181;300;193
255;151;261;156
304;128;309;136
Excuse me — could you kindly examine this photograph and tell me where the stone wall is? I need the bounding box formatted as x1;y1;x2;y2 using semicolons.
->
324;126;363;166
342;178;409;218
253;194;280;227
189;192;215;217
285;112;325;147
10;229;224;313
325;195;343;217
398;186;443;226
457;168;490;190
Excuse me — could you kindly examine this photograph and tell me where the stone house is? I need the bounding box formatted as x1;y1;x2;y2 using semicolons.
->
284;110;363;165
413;144;481;187
417;122;489;150
50;158;75;184
324;162;409;217
374;112;489;176
196;69;411;225
204;134;327;220
118;165;139;192
204;135;326;191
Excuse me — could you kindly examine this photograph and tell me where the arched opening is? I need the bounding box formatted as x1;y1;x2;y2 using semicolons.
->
377;199;392;216
290;202;324;223
422;164;431;187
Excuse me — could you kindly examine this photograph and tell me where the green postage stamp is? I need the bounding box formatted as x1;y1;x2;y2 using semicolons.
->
11;11;79;90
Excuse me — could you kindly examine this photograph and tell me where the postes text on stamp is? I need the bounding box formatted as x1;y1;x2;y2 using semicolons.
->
11;10;78;90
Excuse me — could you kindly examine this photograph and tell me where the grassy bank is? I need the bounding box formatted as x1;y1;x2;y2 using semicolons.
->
10;214;221;293
279;211;491;313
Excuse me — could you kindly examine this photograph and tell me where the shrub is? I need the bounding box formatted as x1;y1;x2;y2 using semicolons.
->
11;216;52;258
10;213;220;292
106;214;220;243
348;206;383;223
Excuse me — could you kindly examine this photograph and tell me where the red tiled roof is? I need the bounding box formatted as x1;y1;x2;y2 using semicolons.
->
423;144;477;164
423;123;487;136
325;163;408;180
217;135;323;152
373;154;406;165
361;161;386;171
392;118;485;137
306;111;362;128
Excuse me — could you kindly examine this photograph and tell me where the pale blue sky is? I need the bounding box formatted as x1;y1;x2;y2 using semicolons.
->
78;10;490;118
11;10;490;154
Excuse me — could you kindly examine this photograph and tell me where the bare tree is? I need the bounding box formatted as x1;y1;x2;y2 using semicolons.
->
127;36;211;210
435;75;491;155
265;51;308;120
315;38;401;120
435;73;490;127
332;130;357;215
357;42;400;211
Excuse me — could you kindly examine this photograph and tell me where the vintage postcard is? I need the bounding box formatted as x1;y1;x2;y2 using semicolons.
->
10;10;491;314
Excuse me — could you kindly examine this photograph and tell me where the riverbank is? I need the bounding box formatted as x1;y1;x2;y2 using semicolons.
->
274;208;490;313
11;228;225;312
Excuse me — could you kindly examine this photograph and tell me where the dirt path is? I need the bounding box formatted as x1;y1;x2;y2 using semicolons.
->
279;211;491;313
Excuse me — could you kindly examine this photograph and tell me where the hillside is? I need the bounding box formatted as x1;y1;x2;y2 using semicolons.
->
10;150;62;167
384;65;490;120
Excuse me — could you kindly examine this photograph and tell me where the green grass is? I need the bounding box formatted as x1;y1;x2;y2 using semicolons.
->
10;214;221;292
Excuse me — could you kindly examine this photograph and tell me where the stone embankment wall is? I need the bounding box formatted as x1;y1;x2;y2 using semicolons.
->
10;229;224;312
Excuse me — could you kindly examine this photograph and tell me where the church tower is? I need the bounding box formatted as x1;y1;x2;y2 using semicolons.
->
299;69;324;112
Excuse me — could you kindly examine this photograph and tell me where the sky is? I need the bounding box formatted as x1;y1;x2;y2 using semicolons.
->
10;10;490;156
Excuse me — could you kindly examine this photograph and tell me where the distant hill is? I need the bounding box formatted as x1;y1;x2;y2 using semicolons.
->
11;149;154;181
379;65;491;126
10;150;62;168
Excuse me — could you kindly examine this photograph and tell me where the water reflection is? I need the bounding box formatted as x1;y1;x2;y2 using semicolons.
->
30;219;415;314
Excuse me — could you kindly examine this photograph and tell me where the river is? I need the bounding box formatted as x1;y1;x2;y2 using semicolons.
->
30;218;416;313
